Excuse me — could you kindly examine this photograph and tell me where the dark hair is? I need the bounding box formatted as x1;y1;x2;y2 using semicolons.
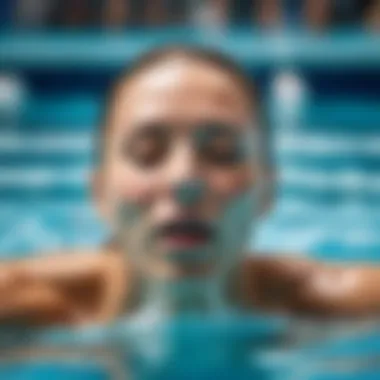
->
97;45;267;164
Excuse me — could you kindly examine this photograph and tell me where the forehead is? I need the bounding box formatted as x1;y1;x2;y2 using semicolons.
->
109;59;253;129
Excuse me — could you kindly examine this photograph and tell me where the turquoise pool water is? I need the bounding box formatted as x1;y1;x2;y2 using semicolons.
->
0;316;379;379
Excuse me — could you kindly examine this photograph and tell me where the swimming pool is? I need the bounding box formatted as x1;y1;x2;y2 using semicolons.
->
0;315;379;379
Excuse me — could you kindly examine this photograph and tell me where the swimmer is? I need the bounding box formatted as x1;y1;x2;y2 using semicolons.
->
1;46;380;326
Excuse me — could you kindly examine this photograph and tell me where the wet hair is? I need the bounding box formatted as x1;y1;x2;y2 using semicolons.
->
97;45;265;164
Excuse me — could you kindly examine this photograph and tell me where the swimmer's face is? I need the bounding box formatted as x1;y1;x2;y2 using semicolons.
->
97;58;261;279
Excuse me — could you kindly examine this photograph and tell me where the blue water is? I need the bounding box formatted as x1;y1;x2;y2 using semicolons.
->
0;315;379;379
0;363;108;380
0;28;379;379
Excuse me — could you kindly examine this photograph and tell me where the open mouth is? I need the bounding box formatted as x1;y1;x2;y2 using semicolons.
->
157;219;214;250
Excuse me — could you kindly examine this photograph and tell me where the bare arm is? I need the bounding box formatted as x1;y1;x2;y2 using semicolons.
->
241;256;380;317
0;250;112;326
2;250;108;284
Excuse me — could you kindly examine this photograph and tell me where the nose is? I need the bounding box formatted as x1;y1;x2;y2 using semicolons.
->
173;180;206;207
166;142;206;207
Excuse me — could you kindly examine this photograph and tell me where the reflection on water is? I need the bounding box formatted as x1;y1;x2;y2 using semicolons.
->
0;315;379;379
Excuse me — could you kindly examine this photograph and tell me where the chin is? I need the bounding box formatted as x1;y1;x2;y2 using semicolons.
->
171;263;217;279
144;261;217;280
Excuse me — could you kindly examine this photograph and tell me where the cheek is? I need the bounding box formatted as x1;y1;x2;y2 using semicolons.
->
106;163;159;205
208;166;258;202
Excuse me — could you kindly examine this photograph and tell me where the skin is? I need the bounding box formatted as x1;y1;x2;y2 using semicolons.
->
1;57;380;326
102;58;257;274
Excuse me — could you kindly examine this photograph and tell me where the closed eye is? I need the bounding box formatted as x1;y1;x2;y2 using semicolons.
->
122;123;170;168
196;123;246;166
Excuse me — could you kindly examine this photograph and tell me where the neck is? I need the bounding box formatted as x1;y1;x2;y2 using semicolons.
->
139;274;226;316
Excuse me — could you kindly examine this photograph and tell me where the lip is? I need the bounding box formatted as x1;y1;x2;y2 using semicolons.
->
156;219;214;250
162;235;209;250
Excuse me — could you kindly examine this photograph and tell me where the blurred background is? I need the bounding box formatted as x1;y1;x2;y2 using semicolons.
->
1;1;380;379
1;0;380;262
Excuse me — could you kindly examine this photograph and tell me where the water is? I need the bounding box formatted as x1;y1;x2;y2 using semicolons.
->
0;314;379;379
